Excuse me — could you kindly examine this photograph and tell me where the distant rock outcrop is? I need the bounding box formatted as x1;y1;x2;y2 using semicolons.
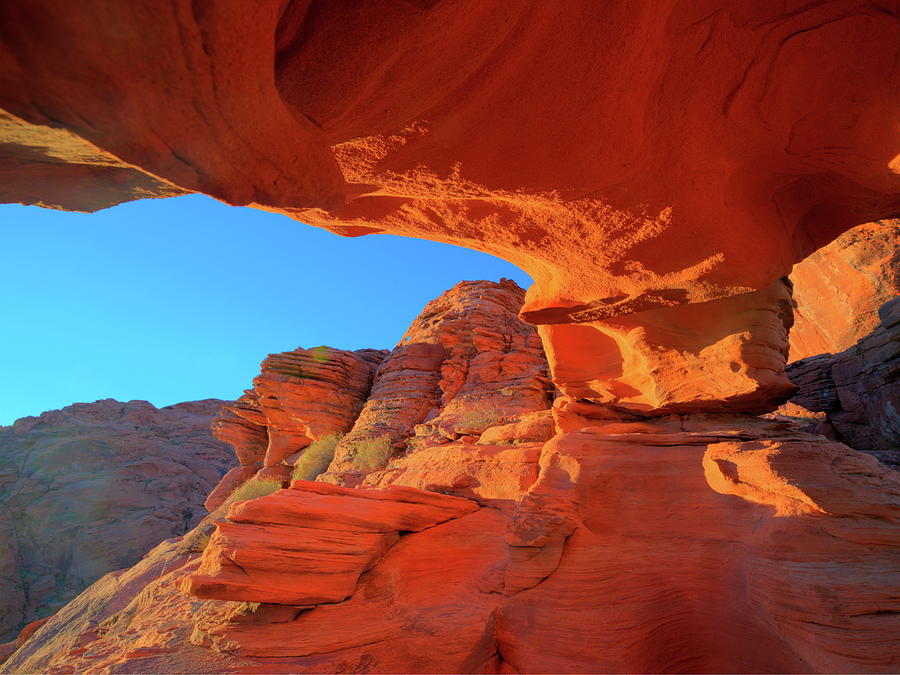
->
780;219;899;466
0;398;234;641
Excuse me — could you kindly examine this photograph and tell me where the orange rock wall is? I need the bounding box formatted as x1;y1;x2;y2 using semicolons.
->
207;280;550;498
322;280;552;485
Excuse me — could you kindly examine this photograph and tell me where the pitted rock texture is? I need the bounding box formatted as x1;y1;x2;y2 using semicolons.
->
321;279;552;485
0;398;234;642
2;1;898;413
2;1;897;316
789;219;899;362
788;297;900;467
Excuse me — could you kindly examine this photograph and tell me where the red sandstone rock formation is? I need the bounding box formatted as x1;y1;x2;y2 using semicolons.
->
185;482;479;606
0;111;186;212
206;346;386;505
2;1;899;411
540;278;797;415
1;2;899;673
778;219;899;464
205;281;548;506
789;219;899;361
321;279;552;485
5;415;899;674
212;392;269;466
0;398;234;643
253;347;386;466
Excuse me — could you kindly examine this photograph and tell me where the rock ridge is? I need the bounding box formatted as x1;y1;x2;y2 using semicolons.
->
0;398;234;642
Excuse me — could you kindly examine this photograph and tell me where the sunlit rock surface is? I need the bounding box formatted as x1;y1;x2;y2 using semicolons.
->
205;346;386;502
2;2;898;380
0;399;233;642
0;1;898;672
789;220;899;362
321;279;552;486
781;219;899;465
5;415;899;674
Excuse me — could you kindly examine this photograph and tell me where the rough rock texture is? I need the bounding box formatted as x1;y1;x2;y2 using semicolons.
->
0;398;234;642
2;1;899;411
1;2;899;673
5;416;899;674
789;219;899;361
206;347;386;499
204;281;548;502
539;278;797;415
363;440;545;512
321;279;552;485
788;297;900;467
254;347;386;466
184;481;479;606
211;392;269;466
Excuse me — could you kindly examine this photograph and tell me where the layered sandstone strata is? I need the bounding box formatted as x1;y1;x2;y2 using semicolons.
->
5;415;899;674
205;346;386;507
185;482;479;606
253;347;387;467
0;399;233;642
788;298;900;467
321;279;552;485
206;280;549;502
778;219;899;464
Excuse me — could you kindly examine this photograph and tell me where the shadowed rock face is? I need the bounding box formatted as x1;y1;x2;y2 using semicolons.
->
0;398;234;642
788;298;900;467
0;2;899;673
778;219;899;465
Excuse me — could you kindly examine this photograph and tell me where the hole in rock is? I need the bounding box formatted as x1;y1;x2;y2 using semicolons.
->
0;194;531;425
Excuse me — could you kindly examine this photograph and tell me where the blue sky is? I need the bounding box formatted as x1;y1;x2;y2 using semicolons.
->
0;195;531;425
